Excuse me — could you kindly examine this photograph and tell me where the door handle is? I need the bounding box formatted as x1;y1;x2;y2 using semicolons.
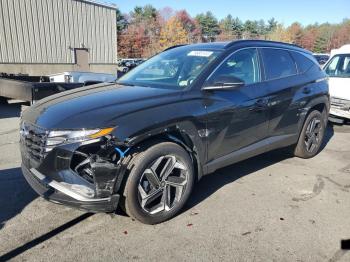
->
255;99;268;107
250;99;268;111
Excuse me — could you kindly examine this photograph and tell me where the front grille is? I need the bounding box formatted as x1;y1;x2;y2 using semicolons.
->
330;97;350;110
20;122;48;163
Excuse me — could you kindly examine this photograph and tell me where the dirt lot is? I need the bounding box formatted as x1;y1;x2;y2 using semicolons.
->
0;102;350;262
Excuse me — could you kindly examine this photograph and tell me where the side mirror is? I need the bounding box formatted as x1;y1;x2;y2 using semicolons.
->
202;75;245;91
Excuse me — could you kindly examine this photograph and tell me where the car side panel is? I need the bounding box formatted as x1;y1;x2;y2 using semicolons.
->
204;82;270;162
266;74;310;137
110;91;208;178
264;52;329;138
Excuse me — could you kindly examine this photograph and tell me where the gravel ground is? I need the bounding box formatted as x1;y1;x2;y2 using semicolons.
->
0;102;350;262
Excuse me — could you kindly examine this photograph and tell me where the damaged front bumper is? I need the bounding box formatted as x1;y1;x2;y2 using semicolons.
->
21;164;120;212
20;123;128;213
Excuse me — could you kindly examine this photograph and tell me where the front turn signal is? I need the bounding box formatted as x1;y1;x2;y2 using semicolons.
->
88;127;115;139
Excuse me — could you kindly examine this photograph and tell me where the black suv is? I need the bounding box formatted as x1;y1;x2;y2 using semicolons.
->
20;40;329;224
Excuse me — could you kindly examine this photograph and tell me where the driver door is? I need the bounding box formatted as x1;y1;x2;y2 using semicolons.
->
203;48;270;168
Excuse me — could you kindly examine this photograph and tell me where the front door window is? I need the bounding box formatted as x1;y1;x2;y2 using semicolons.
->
207;48;261;86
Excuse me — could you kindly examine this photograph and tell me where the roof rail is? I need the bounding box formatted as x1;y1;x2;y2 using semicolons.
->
225;40;303;50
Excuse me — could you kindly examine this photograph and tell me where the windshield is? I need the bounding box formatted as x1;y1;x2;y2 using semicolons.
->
117;46;222;89
324;54;350;78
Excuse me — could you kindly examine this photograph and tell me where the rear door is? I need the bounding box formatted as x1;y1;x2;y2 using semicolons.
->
259;48;302;137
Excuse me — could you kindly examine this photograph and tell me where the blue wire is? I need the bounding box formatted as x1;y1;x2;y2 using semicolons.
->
115;147;130;158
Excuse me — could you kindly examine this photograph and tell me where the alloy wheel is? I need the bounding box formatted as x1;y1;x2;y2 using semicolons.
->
304;117;322;153
137;155;189;215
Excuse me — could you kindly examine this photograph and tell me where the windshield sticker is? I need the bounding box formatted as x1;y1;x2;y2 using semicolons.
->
187;51;214;57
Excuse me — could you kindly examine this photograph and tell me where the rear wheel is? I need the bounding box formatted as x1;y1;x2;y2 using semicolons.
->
123;142;194;224
294;110;326;158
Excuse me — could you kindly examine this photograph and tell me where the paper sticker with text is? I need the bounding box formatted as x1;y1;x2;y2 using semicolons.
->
187;51;214;57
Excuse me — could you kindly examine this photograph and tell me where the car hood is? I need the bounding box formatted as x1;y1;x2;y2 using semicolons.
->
22;83;182;129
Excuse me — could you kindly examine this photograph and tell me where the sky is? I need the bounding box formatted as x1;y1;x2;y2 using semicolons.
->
110;0;350;26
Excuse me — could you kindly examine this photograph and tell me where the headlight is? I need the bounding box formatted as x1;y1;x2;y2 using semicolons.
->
46;127;114;146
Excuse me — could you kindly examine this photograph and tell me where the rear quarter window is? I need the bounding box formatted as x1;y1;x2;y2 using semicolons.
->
261;48;297;80
290;51;317;74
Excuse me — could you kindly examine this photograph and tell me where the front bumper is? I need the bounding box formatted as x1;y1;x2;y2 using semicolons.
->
21;164;120;212
330;97;350;120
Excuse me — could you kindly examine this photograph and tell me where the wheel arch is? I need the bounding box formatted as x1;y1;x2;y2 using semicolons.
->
122;127;203;182
298;95;330;133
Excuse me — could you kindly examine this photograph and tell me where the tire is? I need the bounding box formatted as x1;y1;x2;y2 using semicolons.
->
123;142;194;224
293;110;326;158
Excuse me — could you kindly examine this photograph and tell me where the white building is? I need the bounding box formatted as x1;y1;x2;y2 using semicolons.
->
0;0;117;75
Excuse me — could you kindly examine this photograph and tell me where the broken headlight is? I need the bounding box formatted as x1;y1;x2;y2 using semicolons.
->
46;128;114;146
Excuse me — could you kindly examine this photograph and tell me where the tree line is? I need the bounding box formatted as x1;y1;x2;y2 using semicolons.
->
117;5;350;58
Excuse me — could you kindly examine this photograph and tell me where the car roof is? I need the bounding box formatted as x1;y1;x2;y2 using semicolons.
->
330;44;350;56
177;40;311;55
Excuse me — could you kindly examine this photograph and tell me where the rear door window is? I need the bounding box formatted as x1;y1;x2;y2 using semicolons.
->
290;51;316;74
261;48;297;80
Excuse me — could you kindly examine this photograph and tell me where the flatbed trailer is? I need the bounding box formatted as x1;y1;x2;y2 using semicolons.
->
0;75;96;104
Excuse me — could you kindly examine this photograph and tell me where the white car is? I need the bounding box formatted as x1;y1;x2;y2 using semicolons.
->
323;45;350;123
48;71;117;84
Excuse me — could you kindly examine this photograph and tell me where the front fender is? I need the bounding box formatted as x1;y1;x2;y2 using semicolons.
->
110;96;208;179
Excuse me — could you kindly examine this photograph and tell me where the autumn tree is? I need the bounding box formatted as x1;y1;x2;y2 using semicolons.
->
117;5;350;58
330;19;350;50
267;24;293;42
159;16;189;49
122;5;162;57
287;22;303;46
176;10;201;43
118;24;148;58
300;26;318;51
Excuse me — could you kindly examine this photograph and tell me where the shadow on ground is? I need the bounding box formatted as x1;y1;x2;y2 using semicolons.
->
185;149;291;210
320;123;334;150
0;167;37;230
0;102;27;119
186;124;334;210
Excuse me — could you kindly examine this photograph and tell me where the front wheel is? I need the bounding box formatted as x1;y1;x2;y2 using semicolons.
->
293;110;326;158
123;142;194;224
